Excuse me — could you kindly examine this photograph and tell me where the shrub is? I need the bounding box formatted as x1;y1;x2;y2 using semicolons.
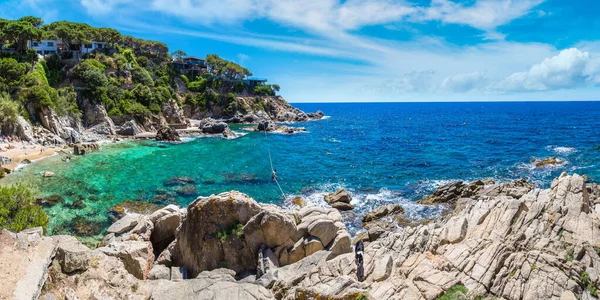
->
108;107;123;116
124;102;151;117
253;84;275;96
131;67;153;86
188;78;208;92
0;184;49;232
56;86;81;119
0;93;20;127
435;284;468;300
149;103;161;114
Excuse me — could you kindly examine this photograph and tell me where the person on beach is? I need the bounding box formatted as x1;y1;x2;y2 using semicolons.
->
355;240;365;281
272;169;277;180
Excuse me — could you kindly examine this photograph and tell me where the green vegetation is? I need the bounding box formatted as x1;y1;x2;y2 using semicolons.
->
436;284;468;300
580;271;598;297
355;292;369;300
566;248;575;262
530;264;537;271
0;184;49;232
217;222;244;242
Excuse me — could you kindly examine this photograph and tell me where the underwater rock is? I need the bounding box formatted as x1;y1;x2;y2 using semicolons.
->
42;171;54;177
70;200;87;210
37;194;64;207
70;216;105;236
176;184;197;197
163;176;195;186
155;126;180;142
73;143;99;155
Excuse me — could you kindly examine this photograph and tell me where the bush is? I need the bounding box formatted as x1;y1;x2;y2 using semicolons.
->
149;103;161;114
56;86;81;119
124;102;151;117
253;84;275;96
435;285;468;300
108;107;123;116
188;78;208;92
0;93;20;127
131;67;153;86
0;58;28;86
0;184;49;232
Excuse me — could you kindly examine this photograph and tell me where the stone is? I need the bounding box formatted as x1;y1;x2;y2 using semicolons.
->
198;118;229;134
327;231;352;258
331;201;355;211
107;214;140;235
362;204;404;223
155;126;180;142
116;120;144;136
257;245;279;279
43;171;54;177
324;189;352;204
243;210;297;252
308;219;338;247
534;157;564;167
150;208;183;253
305;236;325;256
54;236;91;273
170;266;187;280
73;143;99;155
98;240;154;279
148;264;171;280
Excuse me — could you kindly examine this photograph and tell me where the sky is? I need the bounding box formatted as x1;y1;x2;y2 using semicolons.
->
2;0;600;102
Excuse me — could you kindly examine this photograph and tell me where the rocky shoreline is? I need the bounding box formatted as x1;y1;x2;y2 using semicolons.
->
2;172;599;299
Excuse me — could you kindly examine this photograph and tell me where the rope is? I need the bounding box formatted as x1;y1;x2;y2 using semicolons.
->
264;129;287;201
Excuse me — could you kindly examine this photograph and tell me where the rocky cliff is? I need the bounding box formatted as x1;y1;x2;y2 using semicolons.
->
3;173;598;299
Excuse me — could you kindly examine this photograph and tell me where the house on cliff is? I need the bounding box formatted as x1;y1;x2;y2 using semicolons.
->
171;56;208;79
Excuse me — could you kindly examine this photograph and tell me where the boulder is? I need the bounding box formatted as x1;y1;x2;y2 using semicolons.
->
243;210;297;252
304;236;324;256
307;219;338;247
73;143;99;155
324;189;352;204
198;118;229;134
98;240;154;279
419;179;490;205
162;100;187;125
150;207;183;254
362;204;404;224
257;121;277;132
148;264;171;280
54;236;91;273
533;157;564;167
116;120;144;136
155;126;180;142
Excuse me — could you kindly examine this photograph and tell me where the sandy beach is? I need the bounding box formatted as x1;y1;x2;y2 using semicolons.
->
0;142;66;171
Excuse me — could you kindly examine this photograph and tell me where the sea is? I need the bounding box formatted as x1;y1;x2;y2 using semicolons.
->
4;101;600;241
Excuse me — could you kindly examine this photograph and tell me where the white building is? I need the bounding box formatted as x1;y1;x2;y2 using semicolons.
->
28;40;59;55
80;42;106;54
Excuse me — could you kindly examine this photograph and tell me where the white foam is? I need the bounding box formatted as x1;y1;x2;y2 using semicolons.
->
553;146;577;155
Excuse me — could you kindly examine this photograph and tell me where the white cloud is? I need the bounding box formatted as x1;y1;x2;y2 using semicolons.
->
490;48;600;92
79;0;131;14
442;71;487;92
372;70;436;93
418;0;544;31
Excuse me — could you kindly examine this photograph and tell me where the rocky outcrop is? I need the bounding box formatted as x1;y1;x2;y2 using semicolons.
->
117;119;145;136
38;106;83;144
325;189;355;211
155;126;181;141
79;96;116;136
173;191;352;277
73;142;99;155
198;118;236;138
257;173;600;299
162;99;188;125
533;157;565;168
256;120;306;134
419;179;491;205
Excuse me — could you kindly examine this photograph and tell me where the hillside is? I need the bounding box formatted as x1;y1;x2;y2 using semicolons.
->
0;16;321;146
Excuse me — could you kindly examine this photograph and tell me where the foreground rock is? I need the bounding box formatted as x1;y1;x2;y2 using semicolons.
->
173;191;352;277
155;126;181;142
5;173;598;300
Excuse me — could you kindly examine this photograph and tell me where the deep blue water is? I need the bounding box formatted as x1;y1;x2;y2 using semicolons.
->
6;101;600;237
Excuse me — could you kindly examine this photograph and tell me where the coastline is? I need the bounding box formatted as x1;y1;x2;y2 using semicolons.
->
1;142;66;172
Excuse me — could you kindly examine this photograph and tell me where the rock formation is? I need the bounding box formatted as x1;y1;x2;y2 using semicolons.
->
198;118;236;138
155;126;181;142
324;189;355;211
256;120;307;134
4;174;597;300
73;142;99;155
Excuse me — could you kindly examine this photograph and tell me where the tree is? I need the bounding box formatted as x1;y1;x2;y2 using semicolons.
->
3;20;42;52
206;54;252;80
0;58;28;86
0;93;20;127
272;84;280;92
171;50;187;61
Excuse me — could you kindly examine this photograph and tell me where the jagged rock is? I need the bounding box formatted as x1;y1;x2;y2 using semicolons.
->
155;126;180;141
79;96;116;136
257;120;277;132
257;245;279;279
73;143;99;155
419;179;491;205
146;268;275;299
54;236;91;273
362;204;404;224
325;189;355;211
107;214;140;235
149;264;171;280
162;100;187;125
150;206;183;254
478;178;534;199
116;120;144;136
198;118;229;134
98;240;154;280
533;157;564;167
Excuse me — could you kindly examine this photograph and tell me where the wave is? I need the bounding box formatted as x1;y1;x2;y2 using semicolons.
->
546;145;577;155
284;185;446;235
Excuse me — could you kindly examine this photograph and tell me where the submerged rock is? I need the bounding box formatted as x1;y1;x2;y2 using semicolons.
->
533;157;564;167
163;176;195;186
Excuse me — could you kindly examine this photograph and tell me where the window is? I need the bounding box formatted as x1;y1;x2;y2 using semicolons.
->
85;44;92;49
32;42;39;47
47;42;54;47
96;43;103;49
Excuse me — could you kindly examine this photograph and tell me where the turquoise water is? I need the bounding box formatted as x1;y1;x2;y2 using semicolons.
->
4;102;600;239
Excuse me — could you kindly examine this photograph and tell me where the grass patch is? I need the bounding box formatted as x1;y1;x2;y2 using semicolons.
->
436;284;468;300
217;221;244;242
355;292;369;300
566;248;575;262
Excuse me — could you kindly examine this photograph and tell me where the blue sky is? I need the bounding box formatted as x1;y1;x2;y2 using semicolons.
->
2;0;600;102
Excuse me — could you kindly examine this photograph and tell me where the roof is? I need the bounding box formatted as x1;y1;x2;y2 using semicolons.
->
184;56;205;61
245;77;268;81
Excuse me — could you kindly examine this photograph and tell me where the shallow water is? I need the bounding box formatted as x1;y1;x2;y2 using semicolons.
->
4;101;600;239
